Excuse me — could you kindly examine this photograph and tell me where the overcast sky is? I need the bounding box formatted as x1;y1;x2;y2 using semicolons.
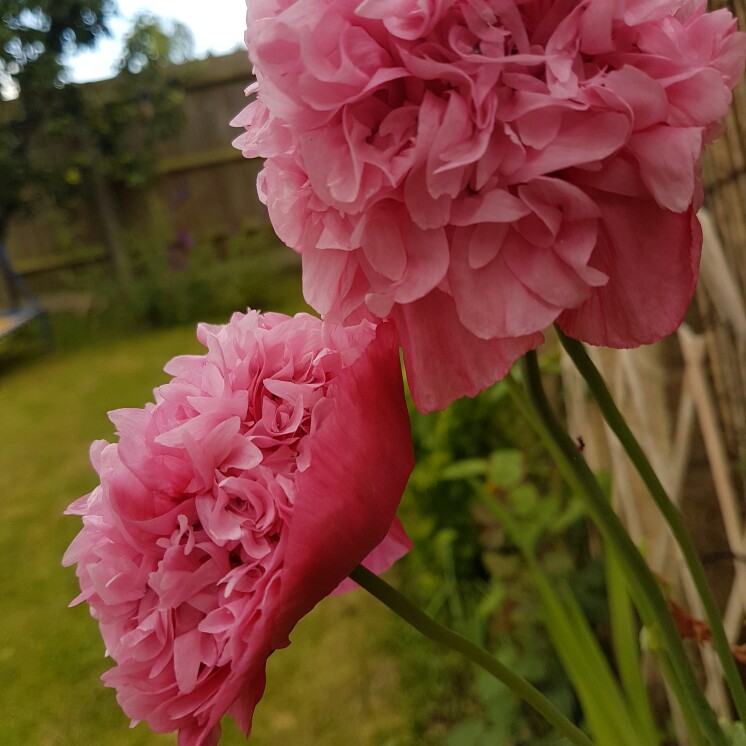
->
67;0;248;82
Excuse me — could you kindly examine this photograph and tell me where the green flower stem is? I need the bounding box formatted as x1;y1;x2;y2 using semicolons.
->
517;351;725;746
556;327;746;722
657;649;711;744
505;374;706;746
350;565;595;746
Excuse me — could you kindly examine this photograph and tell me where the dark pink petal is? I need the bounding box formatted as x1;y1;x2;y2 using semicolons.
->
333;518;411;595
626;126;702;212
394;290;543;413
271;322;413;646
557;191;702;347
449;227;562;339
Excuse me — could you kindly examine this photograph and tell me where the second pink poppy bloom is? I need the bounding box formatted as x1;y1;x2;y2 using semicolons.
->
64;311;413;745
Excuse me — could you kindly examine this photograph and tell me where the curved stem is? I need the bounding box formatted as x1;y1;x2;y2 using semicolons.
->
505;374;704;745
657;651;711;744
350;565;594;746
519;351;725;746
556;327;746;723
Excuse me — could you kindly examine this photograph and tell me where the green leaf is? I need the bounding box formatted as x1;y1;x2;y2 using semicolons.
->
606;547;660;745
441;458;489;481
721;721;746;746
489;449;525;487
445;720;484;746
528;557;641;746
475;585;506;623
550;497;586;534
508;483;539;516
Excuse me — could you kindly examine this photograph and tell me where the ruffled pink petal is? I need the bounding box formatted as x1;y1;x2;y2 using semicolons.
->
626;126;702;212
301;246;358;318
65;310;414;745
449;227;562;339
183;594;275;745
664;68;734;127
356;0;445;40
599;66;668;130
355;201;451;313
234;0;745;414
557;190;702;347
394;290;543;413
510;111;630;183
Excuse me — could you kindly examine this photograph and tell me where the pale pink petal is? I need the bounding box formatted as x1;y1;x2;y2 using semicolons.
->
557;191;702;347
626;126;702;212
394;290;543;413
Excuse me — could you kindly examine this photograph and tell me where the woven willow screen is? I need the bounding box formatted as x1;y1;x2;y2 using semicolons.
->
561;5;746;734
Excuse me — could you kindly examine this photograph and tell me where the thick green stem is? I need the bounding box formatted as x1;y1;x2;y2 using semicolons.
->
556;327;746;722
657;650;711;744
517;351;725;746
506;374;706;745
350;565;594;746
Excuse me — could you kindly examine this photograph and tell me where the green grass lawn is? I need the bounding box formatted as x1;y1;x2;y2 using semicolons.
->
0;325;411;746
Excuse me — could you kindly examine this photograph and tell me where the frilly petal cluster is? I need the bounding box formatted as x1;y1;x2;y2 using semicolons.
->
63;310;413;746
234;0;746;412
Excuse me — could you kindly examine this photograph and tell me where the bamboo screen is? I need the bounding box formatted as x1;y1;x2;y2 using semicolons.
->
561;5;746;735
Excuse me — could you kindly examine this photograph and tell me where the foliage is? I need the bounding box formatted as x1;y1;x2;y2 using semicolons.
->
0;0;113;228
396;380;611;743
77;211;307;332
86;12;195;188
119;12;194;73
723;722;746;746
0;4;194;236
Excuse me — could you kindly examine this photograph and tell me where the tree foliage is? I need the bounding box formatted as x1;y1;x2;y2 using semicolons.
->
0;1;113;229
84;13;195;187
0;3;194;234
0;1;112;86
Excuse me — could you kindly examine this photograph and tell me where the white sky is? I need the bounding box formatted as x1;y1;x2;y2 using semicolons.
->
67;0;248;82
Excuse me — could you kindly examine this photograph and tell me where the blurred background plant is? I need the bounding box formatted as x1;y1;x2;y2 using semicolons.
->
393;379;617;745
77;211;305;335
0;0;113;235
0;2;193;238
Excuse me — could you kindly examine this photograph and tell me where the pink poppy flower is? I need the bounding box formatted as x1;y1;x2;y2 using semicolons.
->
63;310;413;746
234;0;746;412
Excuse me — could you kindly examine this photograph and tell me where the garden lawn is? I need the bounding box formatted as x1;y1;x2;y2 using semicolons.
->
0;325;409;746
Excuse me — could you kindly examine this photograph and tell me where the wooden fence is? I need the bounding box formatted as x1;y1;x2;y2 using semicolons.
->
5;51;265;290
